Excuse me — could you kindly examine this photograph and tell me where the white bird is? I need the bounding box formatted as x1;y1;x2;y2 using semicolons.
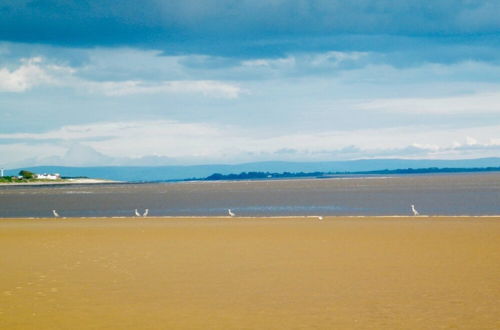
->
411;204;419;216
52;209;60;217
318;216;323;221
143;209;149;217
228;209;235;217
134;209;141;217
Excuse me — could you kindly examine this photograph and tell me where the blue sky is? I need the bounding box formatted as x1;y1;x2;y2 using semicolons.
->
1;0;499;168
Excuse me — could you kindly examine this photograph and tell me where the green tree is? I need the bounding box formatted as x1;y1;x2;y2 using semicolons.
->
19;170;35;179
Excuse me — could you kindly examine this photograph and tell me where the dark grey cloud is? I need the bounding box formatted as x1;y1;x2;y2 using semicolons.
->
1;0;499;58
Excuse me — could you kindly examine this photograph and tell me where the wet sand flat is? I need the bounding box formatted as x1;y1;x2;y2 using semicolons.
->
1;217;499;329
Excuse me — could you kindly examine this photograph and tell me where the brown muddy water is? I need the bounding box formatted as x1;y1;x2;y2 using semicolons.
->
0;173;499;218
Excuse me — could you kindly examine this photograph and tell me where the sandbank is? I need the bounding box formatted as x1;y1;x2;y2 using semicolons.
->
1;216;499;329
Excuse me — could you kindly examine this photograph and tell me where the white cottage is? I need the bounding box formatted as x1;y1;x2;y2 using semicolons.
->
36;173;61;180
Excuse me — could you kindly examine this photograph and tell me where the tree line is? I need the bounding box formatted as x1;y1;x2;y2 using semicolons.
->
201;166;500;181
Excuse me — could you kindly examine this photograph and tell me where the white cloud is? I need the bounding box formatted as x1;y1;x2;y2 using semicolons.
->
307;51;367;67
238;51;368;75
357;92;500;114
241;56;296;68
0;120;221;141
85;80;243;98
0;57;56;92
0;56;243;98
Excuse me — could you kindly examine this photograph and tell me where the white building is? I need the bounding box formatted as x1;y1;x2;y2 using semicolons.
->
36;173;61;180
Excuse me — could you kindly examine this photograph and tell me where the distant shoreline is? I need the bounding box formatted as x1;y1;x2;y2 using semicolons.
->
196;166;500;182
0;178;120;186
1;170;498;186
4;158;500;182
152;170;500;184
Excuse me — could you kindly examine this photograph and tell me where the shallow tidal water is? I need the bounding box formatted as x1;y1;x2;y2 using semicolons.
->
0;172;499;218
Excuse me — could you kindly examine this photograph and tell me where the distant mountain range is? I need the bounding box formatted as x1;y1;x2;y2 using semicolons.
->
4;157;500;182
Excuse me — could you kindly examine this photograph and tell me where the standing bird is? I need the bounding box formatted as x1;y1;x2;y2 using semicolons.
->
228;209;235;217
52;210;60;217
318;216;323;221
411;204;419;216
143;209;149;217
134;209;141;217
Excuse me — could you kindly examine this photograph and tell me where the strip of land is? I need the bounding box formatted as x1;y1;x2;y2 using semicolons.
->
0;178;119;186
1;217;499;329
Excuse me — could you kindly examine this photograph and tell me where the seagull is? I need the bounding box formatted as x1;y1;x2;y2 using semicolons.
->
134;209;141;217
52;209;60;217
143;209;149;217
228;209;235;217
318;216;323;221
411;204;419;216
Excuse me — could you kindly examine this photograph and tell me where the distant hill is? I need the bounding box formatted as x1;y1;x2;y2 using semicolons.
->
5;157;500;182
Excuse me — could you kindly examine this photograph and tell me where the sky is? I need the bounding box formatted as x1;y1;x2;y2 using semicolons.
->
1;0;499;168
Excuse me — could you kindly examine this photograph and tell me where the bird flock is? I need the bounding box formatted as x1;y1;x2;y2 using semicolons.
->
50;205;423;218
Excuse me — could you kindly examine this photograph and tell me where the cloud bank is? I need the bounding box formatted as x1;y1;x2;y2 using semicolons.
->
2;120;499;168
1;1;499;58
0;57;242;98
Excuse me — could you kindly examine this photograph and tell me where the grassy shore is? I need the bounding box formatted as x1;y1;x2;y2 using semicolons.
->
1;217;499;329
